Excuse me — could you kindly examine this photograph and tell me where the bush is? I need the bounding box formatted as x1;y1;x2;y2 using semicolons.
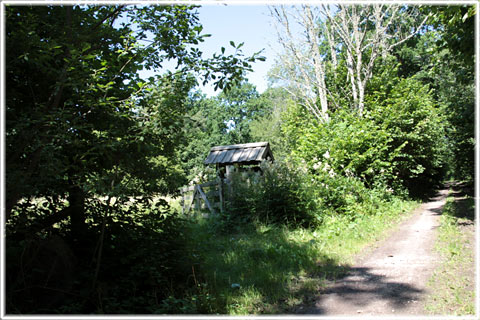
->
6;198;198;314
223;161;319;229
285;77;447;198
370;78;448;195
220;157;395;231
288;109;392;187
256;161;318;227
94;201;194;314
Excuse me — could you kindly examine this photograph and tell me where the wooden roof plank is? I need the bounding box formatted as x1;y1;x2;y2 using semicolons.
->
210;142;268;152
237;147;249;162
243;146;258;162
256;146;268;161
204;142;273;165
215;149;229;164
204;150;219;164
241;147;253;162
212;150;224;163
222;148;236;164
249;147;261;161
230;148;243;163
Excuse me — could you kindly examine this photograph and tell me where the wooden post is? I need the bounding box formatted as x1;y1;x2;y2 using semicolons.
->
185;186;197;214
194;189;200;212
197;185;216;215
218;177;224;213
181;189;185;214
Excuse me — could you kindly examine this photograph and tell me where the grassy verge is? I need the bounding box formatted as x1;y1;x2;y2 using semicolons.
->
424;185;475;315
184;197;418;314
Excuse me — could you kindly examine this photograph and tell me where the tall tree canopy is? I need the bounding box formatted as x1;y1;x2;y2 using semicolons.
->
5;5;263;233
5;4;266;313
269;4;429;120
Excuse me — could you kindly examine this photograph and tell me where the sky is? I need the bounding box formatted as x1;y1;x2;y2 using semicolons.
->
196;4;279;96
139;4;281;96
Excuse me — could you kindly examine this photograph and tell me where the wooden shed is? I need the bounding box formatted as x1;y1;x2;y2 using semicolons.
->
204;142;274;167
181;142;274;215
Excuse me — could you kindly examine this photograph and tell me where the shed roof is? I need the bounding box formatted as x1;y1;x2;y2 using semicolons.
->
204;142;274;166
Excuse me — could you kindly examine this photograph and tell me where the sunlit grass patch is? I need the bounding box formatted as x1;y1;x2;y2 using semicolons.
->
186;198;419;314
425;192;475;315
226;286;265;314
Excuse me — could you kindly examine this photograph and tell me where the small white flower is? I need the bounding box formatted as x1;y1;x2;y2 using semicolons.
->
323;151;330;159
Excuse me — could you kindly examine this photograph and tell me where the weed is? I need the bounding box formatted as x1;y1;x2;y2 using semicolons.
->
185;198;418;314
424;190;475;315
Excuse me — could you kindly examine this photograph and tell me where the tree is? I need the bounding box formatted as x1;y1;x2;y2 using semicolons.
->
216;81;264;143
269;4;429;119
5;4;263;234
179;82;268;182
269;5;330;122
425;5;475;183
249;87;293;159
5;4;267;313
392;5;475;183
179;91;231;182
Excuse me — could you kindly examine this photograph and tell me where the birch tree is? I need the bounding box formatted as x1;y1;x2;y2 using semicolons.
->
270;5;330;122
269;4;429;119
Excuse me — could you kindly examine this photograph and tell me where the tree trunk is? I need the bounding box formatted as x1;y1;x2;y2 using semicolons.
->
68;184;87;241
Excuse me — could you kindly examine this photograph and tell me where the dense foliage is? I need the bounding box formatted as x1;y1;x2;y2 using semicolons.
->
4;3;475;315
5;4;263;314
219;161;317;229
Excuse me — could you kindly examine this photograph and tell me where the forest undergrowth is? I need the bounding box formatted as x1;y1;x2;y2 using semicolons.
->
424;182;476;316
183;197;418;314
4;3;474;316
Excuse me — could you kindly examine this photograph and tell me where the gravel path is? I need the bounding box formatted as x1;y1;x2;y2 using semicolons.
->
302;188;449;316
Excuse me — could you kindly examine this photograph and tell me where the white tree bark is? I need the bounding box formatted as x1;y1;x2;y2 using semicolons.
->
270;5;330;122
269;4;429;118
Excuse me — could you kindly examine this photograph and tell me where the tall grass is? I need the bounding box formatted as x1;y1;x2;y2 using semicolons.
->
425;190;475;315
184;197;418;314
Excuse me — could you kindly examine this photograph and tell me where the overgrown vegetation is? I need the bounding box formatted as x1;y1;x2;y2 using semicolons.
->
4;3;475;315
223;161;318;228
6;197;195;314
424;184;475;316
184;198;418;314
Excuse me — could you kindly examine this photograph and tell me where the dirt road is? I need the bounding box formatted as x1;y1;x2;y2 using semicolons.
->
302;188;449;316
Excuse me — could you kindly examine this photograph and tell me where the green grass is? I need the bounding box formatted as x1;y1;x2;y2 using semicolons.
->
424;189;476;316
184;197;418;314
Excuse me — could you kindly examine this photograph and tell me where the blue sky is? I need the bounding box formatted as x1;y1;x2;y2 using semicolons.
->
139;4;279;96
196;4;278;96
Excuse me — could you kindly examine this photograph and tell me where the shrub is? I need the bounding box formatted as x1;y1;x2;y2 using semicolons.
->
6;198;198;314
289;108;401;195
285;77;448;198
223;161;319;229
256;161;318;227
370;78;448;195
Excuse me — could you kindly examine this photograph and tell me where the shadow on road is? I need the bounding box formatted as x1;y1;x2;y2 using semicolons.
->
297;267;423;314
294;187;453;315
